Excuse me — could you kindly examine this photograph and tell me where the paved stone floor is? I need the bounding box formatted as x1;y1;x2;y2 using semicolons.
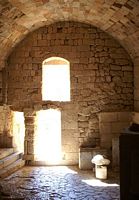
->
0;166;120;200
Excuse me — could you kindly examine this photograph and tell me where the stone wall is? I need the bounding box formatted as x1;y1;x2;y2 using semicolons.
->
134;58;139;111
6;21;133;164
99;111;132;168
132;112;139;123
0;106;25;152
0;71;3;103
99;112;132;148
0;105;12;148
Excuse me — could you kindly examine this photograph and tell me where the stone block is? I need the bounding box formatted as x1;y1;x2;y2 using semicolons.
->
134;78;139;89
132;112;139;124
62;152;78;164
99;122;111;134
100;139;112;149
111;122;129;133
78;121;88;128
115;59;129;65
23;154;34;160
78;115;89;122
25;117;35;125
110;64;121;71
62;129;79;138
122;65;133;71
122;76;133;82
79;150;93;169
134;68;139;80
134;100;139;112
62;118;78;130
99;112;118;122
134;86;139;101
27;141;34;154
24;109;36;117
62;141;79;152
79;147;108;170
117;112;132;122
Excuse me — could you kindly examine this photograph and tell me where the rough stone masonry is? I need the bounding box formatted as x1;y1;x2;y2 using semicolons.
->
5;21;133;164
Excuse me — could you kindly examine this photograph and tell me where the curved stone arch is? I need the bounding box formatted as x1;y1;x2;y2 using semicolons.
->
7;20;134;111
43;56;70;66
3;16;138;63
0;0;138;66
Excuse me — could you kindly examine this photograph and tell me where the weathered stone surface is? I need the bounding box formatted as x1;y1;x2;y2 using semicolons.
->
0;1;138;120
99;112;132;150
112;137;119;169
0;106;13;148
0;0;138;63
132;112;139;124
7;21;133;113
4;21;133;159
0;166;120;200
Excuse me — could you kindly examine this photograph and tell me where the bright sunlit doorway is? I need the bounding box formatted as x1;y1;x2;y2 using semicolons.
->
12;111;25;153
34;109;62;164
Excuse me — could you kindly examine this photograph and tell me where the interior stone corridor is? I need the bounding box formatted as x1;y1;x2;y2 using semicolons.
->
0;166;119;200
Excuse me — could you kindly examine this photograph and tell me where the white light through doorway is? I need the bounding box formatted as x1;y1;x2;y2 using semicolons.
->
12;111;25;153
35;109;61;164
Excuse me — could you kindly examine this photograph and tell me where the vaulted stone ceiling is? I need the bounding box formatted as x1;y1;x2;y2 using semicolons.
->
0;0;139;68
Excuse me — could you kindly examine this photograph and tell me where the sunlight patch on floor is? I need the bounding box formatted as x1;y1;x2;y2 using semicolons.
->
82;179;119;187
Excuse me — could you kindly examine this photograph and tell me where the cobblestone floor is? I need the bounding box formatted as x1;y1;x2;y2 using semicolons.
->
0;166;119;200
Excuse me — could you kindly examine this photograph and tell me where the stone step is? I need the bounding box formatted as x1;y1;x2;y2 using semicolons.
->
0;152;23;170
0;158;25;178
0;148;14;160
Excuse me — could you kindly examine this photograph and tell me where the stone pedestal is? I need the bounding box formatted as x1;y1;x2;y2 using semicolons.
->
79;147;108;170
